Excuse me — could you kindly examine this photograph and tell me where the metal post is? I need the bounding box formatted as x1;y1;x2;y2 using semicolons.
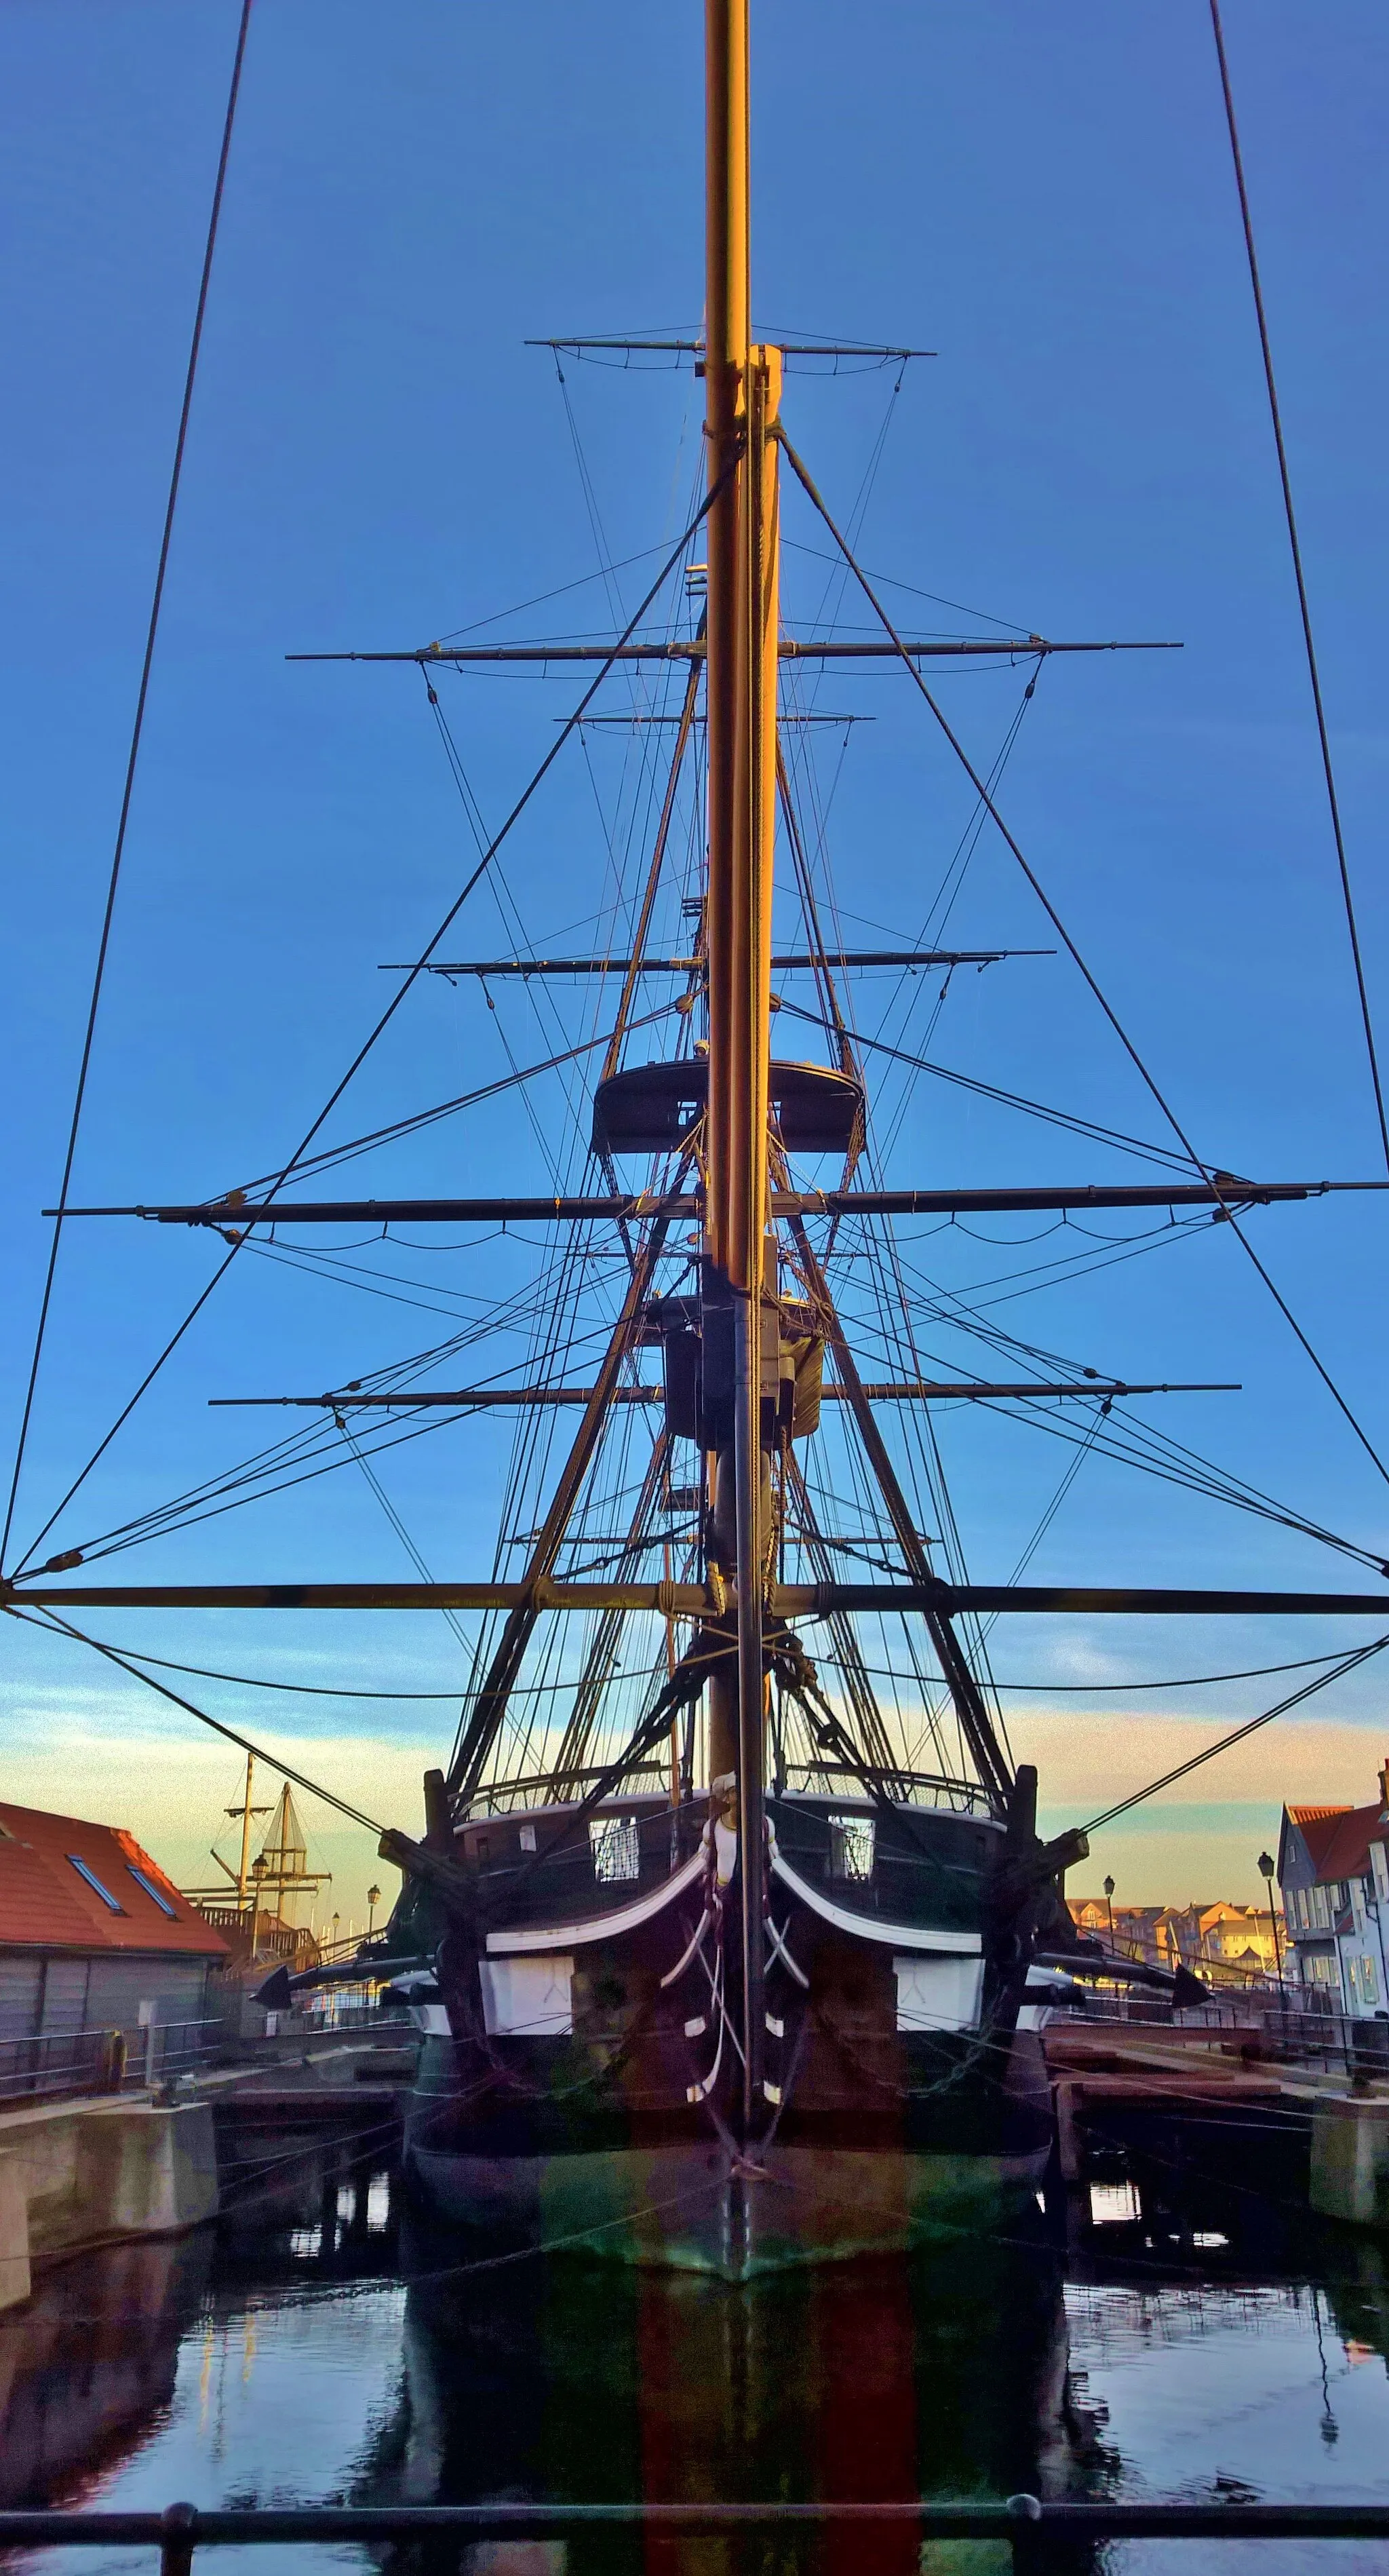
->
159;2501;198;2576
1259;1850;1286;2033
1006;2494;1043;2576
1369;1893;1389;2030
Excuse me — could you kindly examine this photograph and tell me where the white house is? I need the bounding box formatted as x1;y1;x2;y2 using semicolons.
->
1278;1770;1389;2018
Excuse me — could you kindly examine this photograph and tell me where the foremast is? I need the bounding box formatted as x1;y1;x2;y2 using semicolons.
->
702;0;781;2122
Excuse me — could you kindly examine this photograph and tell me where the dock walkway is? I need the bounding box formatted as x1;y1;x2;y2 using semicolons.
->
1043;2020;1389;2227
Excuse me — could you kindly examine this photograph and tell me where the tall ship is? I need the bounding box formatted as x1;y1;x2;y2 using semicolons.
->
7;1;1384;2278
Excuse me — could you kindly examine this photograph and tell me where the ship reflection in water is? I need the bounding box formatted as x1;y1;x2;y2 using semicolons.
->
1;2171;1388;2576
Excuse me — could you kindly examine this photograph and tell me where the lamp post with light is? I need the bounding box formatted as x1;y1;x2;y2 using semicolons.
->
250;1853;267;1965
1259;1851;1286;2018
367;1883;382;1940
1103;1875;1116;1946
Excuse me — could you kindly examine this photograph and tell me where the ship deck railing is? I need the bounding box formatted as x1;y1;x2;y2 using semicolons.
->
3;2495;1388;2570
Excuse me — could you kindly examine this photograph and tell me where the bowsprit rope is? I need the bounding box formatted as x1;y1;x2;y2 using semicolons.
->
1208;0;1389;1179
1078;1632;1389;1834
2;0;255;1577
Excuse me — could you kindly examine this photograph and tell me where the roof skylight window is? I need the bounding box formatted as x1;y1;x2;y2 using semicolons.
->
127;1866;178;1919
67;1854;125;1914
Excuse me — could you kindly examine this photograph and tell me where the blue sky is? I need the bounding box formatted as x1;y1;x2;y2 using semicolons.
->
3;0;1389;1912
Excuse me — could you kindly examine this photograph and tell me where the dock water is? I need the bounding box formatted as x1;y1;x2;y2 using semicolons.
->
2;2022;1389;2563
1;2149;1388;2572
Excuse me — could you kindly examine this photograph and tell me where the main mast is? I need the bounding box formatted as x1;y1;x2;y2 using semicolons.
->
703;0;781;2124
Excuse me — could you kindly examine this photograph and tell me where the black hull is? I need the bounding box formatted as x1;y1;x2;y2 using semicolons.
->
404;2025;1053;2278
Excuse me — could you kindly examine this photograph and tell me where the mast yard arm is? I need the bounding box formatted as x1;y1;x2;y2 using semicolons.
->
50;1180;1387;1226
286;638;1181;667
8;1580;1389;1613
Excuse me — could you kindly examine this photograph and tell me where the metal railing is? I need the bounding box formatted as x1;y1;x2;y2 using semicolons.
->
124;2017;222;2089
1057;1996;1389;2074
0;2018;222;2107
0;2027;123;2106
1;2497;1388;2571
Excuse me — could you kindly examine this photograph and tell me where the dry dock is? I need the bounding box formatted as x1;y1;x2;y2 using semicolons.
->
0;2034;415;2301
1044;2020;1389;2229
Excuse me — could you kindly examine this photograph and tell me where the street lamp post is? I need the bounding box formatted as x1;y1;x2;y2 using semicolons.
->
250;1853;267;1965
1103;1875;1116;1946
367;1883;381;1940
1259;1850;1286;2018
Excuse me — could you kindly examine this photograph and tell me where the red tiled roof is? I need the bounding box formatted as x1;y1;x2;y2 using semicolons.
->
1287;1801;1386;1887
0;1803;228;1958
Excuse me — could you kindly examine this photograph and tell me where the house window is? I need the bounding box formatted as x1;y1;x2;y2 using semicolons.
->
590;1817;640;1884
1312;1885;1330;1931
1348;1958;1361;1999
66;1855;125;1914
829;1815;876;1883
127;1866;178;1919
1363;1957;1380;2006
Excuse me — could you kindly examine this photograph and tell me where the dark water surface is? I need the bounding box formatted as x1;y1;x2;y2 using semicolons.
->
3;2164;1389;2576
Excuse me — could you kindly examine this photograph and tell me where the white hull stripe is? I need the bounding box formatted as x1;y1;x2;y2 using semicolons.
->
770;1851;983;1955
485;1846;707;1955
484;1843;981;1961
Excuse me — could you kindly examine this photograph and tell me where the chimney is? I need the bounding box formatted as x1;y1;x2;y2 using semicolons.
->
1380;1761;1389;1817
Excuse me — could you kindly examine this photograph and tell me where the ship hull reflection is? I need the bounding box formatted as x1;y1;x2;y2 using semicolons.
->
379;2218;1102;2575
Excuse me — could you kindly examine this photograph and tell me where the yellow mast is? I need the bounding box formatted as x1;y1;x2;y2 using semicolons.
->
703;0;781;2123
703;3;780;1292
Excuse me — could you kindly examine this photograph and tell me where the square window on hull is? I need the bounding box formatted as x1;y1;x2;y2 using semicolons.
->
829;1815;875;1883
590;1816;640;1883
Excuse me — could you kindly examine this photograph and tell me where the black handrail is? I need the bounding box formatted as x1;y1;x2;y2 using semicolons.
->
2;2496;1388;2573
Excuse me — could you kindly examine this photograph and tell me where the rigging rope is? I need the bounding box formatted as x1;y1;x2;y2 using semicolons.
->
777;997;1190;1172
5;1604;391;1838
2;0;254;1577
1078;1632;1389;1835
1208;0;1389;1177
224;1001;680;1196
834;1239;1383;1574
12;469;737;1577
775;424;1389;1500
